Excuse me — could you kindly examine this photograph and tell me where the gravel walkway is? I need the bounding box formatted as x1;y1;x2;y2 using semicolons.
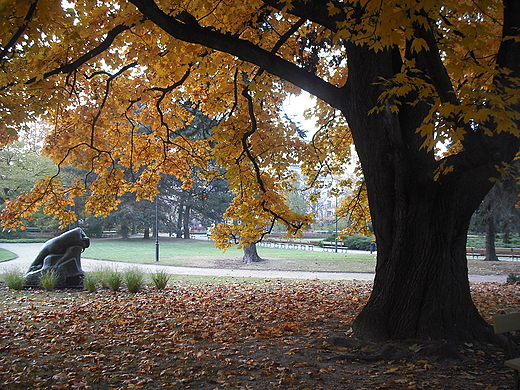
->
0;242;507;283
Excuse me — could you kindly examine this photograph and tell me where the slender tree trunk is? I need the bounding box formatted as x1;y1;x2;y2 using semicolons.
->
143;227;150;239
176;201;184;238
485;218;499;261
183;205;190;239
242;243;265;264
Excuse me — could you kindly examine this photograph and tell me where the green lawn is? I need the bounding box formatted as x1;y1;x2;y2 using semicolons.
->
84;237;520;275
85;237;377;273
0;248;17;262
2;237;519;276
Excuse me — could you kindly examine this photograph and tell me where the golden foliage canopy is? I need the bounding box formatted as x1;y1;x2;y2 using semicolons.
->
0;0;518;244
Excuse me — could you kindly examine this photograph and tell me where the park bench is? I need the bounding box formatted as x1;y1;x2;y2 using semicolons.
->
466;247;520;260
494;248;520;260
493;312;520;390
102;230;118;238
466;247;486;258
321;241;348;252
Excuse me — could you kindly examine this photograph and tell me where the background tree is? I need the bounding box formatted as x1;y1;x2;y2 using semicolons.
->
242;242;265;264
158;106;232;239
286;180;309;216
104;193;158;239
471;168;520;261
0;142;55;205
0;131;57;233
1;0;519;342
161;170;232;239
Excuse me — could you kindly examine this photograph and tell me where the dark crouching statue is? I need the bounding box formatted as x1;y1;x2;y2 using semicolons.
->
25;227;90;288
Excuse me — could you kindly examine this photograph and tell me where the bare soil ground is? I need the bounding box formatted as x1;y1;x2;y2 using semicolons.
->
467;259;520;276
0;280;518;389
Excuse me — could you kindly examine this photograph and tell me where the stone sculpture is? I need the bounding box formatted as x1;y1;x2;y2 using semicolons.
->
24;227;90;288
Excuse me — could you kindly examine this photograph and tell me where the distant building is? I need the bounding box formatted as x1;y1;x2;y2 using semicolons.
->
288;163;358;225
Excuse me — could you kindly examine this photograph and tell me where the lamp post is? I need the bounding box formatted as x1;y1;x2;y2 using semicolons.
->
155;194;159;262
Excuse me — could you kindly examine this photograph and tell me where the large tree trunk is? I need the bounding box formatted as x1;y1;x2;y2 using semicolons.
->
343;39;520;341
352;179;493;341
242;243;265;264
121;224;129;239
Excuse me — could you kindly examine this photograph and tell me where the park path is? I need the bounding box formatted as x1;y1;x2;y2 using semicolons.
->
0;242;508;283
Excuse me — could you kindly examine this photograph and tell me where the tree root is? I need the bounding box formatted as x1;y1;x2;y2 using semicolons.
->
329;337;463;362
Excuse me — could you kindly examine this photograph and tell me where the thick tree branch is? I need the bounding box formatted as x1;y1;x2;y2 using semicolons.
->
413;18;458;105
25;24;132;85
150;67;192;143
241;88;305;231
271;17;306;54
0;0;39;62
240;89;266;193
253;17;305;80
261;0;344;33
128;0;345;109
497;0;520;79
445;0;520;176
88;62;138;146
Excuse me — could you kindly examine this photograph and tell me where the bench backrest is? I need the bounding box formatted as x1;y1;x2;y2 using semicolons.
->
493;312;520;334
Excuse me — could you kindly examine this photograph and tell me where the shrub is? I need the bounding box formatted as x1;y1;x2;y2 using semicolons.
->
83;272;98;292
151;270;171;290
39;269;58;291
81;217;104;238
124;267;145;293
322;234;374;251
0;230;28;239
507;273;520;283
2;267;25;290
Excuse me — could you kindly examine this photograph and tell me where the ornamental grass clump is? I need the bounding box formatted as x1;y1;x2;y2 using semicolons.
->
105;268;122;292
124;267;145;293
39;269;58;291
83;272;98;293
94;267;111;289
2;267;25;290
151;270;171;290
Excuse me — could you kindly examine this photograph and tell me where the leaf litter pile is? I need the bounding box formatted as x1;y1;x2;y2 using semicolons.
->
0;280;518;389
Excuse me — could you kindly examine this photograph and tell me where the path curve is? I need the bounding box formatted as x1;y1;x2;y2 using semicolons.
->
0;242;507;283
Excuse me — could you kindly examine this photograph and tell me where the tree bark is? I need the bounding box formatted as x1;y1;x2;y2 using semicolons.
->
242;243;265;264
485;219;499;262
351;178;494;340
